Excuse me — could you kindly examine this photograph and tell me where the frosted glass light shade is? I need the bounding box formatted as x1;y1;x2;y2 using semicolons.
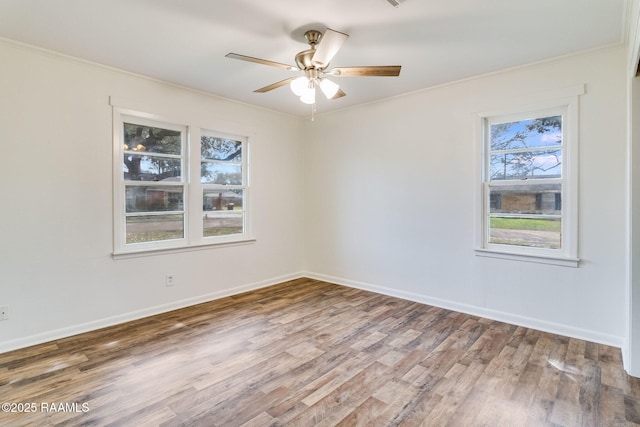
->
299;88;316;104
319;78;339;99
290;76;308;96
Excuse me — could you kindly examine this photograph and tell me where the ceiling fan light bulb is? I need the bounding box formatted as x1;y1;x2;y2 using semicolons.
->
290;76;308;96
319;78;340;99
300;89;316;104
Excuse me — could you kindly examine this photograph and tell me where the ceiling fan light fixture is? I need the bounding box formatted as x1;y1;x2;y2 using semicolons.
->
290;76;308;96
226;27;402;108
319;78;340;99
300;89;316;104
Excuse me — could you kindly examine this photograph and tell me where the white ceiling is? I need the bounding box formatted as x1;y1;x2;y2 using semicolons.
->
0;0;627;117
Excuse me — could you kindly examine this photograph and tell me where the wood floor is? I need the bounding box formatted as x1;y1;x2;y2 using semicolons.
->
2;278;640;426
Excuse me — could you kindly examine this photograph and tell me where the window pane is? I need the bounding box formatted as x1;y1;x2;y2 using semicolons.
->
126;214;184;244
489;217;561;249
123;123;182;155
203;211;244;237
201;163;242;184
203;189;243;237
201;136;242;161
490;116;562;151
488;183;561;249
490;149;561;180
125;186;184;213
489;184;561;214
203;189;243;211
124;155;181;181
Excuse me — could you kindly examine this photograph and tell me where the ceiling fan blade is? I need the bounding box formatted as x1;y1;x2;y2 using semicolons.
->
225;53;297;71
311;28;349;68
328;66;402;77
332;88;346;99
254;77;297;93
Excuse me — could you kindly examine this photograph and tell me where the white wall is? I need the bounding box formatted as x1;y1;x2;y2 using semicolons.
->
0;38;630;355
304;46;628;346
0;40;305;351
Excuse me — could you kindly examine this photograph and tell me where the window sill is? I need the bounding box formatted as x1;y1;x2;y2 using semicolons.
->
113;237;256;260
474;248;579;268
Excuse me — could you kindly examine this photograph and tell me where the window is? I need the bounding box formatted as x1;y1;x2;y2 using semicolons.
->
476;100;579;266
201;132;246;239
120;118;186;246
113;108;251;255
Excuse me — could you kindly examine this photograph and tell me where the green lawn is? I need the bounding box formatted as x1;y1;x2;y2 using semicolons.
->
490;217;561;232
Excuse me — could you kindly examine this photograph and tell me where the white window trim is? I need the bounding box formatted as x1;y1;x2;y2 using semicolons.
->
112;106;253;257
474;91;581;267
199;128;249;245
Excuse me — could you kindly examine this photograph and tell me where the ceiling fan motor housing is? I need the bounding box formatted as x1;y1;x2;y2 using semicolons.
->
304;30;322;46
295;30;324;70
295;49;317;70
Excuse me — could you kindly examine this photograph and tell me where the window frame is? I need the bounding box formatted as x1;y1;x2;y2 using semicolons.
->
199;129;249;243
112;107;253;257
475;95;580;267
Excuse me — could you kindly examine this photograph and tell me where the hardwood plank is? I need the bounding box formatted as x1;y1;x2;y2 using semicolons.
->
598;383;627;427
421;360;487;426
335;396;387;427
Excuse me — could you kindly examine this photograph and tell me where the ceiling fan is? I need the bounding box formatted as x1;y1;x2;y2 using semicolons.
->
225;28;401;105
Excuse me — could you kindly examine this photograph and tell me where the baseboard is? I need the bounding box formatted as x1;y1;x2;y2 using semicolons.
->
304;271;625;349
0;272;305;354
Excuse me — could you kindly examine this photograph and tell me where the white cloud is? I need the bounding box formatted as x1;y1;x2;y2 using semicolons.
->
540;132;562;143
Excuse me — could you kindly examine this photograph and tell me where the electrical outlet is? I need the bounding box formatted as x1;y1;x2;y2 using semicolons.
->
166;274;175;287
0;306;8;321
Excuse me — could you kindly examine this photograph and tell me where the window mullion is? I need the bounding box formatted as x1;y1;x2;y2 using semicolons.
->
187;127;202;245
488;178;562;186
123;151;182;160
201;159;242;166
125;210;184;217
490;145;563;156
